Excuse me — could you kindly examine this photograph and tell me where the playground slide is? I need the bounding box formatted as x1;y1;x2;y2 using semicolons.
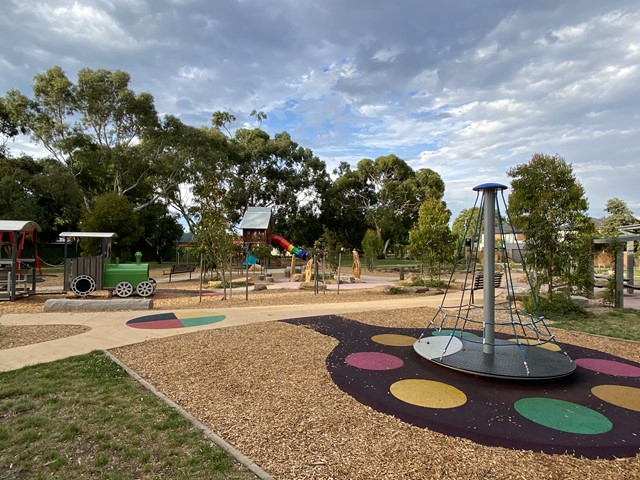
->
270;234;309;260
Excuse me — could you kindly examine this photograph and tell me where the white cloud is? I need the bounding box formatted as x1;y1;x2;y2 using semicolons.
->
175;66;217;81
1;0;639;222
25;2;136;49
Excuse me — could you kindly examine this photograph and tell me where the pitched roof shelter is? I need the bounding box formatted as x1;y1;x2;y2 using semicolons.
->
0;220;42;301
240;207;273;247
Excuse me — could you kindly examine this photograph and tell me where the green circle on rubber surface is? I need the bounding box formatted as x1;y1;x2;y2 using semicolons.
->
514;397;612;435
432;329;479;339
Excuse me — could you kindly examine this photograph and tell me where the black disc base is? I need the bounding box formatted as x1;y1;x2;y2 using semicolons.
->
416;335;576;380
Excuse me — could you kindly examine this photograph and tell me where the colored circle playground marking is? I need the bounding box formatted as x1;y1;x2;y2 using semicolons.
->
592;385;640;412
505;337;561;351
390;379;467;409
345;352;404;371
284;316;640;458
574;358;640;377
432;329;480;339
514;398;613;434
127;312;226;329
371;334;417;347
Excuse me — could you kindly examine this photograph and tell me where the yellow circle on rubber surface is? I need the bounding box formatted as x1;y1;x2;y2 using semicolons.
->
390;379;467;409
506;337;561;351
371;334;417;347
592;385;640;412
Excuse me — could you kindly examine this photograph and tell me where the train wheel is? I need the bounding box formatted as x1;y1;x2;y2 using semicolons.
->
71;275;96;297
114;281;134;298
136;281;154;297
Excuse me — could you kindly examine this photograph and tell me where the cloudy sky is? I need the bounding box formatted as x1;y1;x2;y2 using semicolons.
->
1;0;639;222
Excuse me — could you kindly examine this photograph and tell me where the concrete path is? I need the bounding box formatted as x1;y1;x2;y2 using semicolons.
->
0;293;458;372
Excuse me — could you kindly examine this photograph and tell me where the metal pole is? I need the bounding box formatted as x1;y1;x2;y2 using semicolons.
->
228;254;232;299
626;240;634;295
198;253;204;303
337;249;342;295
322;250;326;295
314;253;318;295
482;187;496;355
245;243;250;301
616;244;624;308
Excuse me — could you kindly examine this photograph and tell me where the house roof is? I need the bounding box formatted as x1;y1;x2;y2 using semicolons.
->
240;207;272;230
0;220;42;233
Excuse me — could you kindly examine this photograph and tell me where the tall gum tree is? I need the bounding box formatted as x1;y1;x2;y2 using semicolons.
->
324;155;445;255
3;66;161;210
210;112;329;234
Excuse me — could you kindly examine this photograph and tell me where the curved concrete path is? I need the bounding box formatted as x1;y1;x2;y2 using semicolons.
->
0;293;458;372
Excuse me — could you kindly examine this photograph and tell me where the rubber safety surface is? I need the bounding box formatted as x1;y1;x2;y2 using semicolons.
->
283;315;640;459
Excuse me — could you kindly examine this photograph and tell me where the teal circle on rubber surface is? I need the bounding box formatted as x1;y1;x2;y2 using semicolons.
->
431;329;480;339
514;397;612;435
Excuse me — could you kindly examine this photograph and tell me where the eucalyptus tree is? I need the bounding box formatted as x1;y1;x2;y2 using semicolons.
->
210;112;330;236
323;155;445;255
0;96;28;158
143;115;231;233
0;155;83;240
2;66;161;209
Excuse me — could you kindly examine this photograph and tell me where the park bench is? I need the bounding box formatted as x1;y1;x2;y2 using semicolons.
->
163;263;196;282
470;271;503;303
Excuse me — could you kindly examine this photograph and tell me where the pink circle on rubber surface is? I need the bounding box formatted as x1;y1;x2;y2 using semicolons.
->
345;352;404;371
575;358;640;377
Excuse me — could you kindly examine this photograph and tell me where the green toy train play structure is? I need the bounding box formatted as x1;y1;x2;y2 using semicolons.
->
60;232;156;298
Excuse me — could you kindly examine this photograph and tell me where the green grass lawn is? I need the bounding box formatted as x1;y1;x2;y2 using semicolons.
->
549;308;640;342
0;351;255;480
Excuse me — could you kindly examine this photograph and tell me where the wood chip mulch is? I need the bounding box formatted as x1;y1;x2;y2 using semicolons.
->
2;269;639;479
110;307;640;480
0;324;91;350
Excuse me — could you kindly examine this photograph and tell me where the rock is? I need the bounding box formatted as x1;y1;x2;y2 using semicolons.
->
44;298;153;311
253;284;267;291
406;286;429;294
571;295;590;307
334;274;355;283
299;282;326;291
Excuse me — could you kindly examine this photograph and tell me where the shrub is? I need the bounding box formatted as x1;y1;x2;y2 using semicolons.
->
598;279;616;306
525;293;589;321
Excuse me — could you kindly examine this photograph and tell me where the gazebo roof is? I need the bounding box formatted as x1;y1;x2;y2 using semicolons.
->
59;232;118;240
0;220;41;233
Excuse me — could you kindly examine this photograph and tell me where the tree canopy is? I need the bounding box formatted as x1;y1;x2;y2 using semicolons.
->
599;197;638;237
322;155;445;255
409;198;455;278
508;153;594;297
1;65;457;263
